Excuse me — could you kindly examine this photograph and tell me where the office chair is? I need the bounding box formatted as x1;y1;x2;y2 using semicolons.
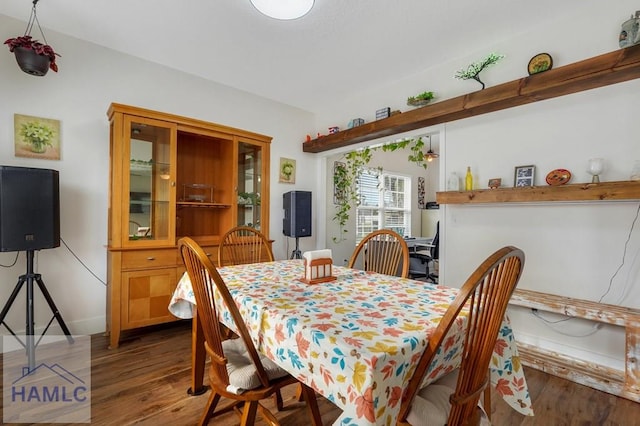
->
412;221;439;283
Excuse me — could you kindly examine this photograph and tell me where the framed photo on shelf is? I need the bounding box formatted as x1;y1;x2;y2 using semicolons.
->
488;178;502;189
514;165;535;187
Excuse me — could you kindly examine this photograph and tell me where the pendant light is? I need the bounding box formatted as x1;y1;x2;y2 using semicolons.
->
250;0;315;20
424;136;439;162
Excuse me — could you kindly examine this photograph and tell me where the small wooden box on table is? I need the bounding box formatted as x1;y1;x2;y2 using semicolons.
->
300;249;336;284
300;257;335;284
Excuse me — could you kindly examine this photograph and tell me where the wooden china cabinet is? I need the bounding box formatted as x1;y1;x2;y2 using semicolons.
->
106;103;271;348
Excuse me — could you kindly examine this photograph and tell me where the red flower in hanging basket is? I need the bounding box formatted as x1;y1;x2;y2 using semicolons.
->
4;35;60;72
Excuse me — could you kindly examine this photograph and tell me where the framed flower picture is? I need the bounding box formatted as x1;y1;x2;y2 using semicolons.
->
14;114;61;160
279;157;296;183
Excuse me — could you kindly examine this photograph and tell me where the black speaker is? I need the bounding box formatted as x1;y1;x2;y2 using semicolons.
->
283;191;311;238
0;165;60;252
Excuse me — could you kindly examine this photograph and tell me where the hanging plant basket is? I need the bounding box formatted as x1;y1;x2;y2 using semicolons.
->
3;0;60;76
13;46;51;76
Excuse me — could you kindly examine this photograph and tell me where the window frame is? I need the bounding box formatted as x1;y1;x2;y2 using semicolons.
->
355;168;412;242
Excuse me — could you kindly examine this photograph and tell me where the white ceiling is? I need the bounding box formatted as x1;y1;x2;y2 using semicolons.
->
1;0;584;113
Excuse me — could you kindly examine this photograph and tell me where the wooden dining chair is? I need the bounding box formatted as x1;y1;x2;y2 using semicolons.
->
397;246;525;426
218;226;274;267
178;237;322;426
348;229;410;278
218;225;294;409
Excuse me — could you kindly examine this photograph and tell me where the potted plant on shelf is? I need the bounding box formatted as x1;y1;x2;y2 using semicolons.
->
407;91;435;107
454;53;505;90
4;0;60;76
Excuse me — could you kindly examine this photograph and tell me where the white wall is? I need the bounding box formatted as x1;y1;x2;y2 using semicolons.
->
314;0;640;369
0;15;318;336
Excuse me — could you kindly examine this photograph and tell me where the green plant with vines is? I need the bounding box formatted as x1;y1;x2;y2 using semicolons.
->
332;137;431;242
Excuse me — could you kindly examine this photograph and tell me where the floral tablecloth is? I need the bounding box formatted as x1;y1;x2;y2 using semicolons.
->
169;259;533;425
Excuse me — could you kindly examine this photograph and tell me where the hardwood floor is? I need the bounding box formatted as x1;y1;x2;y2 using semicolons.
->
2;321;638;425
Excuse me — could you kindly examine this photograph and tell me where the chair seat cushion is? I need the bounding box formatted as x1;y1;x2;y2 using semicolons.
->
405;370;490;426
405;370;457;426
223;338;290;393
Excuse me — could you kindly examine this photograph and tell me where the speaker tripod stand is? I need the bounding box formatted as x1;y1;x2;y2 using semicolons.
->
290;237;302;259
0;249;73;370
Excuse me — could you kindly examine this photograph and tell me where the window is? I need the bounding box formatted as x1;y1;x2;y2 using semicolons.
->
356;168;411;242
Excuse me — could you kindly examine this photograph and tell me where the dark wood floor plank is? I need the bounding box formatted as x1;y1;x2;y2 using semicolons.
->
1;321;638;425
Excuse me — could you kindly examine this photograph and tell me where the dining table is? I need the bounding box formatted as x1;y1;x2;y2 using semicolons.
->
168;259;534;425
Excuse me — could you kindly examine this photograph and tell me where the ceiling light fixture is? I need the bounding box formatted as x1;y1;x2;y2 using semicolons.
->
424;136;439;162
250;0;314;20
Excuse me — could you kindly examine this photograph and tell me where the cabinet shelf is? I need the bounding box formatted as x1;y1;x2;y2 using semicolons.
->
176;202;231;208
436;181;640;204
302;44;640;153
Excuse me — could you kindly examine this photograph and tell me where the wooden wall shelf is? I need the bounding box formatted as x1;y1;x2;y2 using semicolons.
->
436;181;640;204
302;44;640;153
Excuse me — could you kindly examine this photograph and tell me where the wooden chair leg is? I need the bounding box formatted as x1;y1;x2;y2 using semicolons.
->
257;402;279;426
240;401;259;425
198;393;242;426
274;390;284;411
295;383;304;402
300;383;323;426
198;391;221;426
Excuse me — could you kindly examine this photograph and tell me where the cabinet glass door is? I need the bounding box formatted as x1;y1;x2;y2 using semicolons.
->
237;141;263;231
125;116;176;245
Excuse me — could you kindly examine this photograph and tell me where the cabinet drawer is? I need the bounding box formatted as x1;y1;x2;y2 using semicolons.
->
122;249;177;270
176;245;219;266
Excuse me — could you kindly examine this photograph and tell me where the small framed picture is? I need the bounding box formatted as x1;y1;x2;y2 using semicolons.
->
488;178;502;189
14;113;61;160
279;157;296;184
514;165;535;187
375;107;391;120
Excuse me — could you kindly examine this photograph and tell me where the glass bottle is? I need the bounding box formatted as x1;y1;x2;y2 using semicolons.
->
465;166;473;191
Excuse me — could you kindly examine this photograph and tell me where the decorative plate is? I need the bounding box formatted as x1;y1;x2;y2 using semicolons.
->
545;168;572;186
528;53;553;75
